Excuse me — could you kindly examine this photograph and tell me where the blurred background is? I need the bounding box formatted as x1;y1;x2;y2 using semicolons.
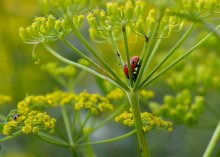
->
0;0;220;157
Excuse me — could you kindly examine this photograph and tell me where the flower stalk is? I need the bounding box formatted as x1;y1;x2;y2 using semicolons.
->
203;121;220;157
126;91;149;157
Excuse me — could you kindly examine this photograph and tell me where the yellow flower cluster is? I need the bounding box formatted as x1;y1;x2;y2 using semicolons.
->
17;95;54;115
19;15;83;44
86;0;183;41
115;109;172;132
42;62;77;78
2;89;119;135
106;88;124;100
140;90;155;99
175;0;219;13
75;91;114;115
3;111;56;135
45;90;77;106
149;89;205;126
166;53;220;94
39;0;98;16
134;8;183;38
17;90;114;115
86;0;146;41
0;94;11;106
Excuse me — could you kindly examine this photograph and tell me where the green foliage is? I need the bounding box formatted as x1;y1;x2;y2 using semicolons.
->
1;0;220;157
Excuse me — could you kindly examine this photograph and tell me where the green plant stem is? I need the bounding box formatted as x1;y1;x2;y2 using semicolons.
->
140;42;147;60
140;24;220;89
44;44;128;91
134;10;164;91
108;31;124;70
203;121;220;157
72;108;78;135
202;20;220;39
122;25;133;87
126;91;149;157
83;137;97;157
62;38;112;78
37;131;69;147
72;27;129;90
73;70;87;87
77;103;127;143
76;130;136;147
61;106;74;147
74;111;91;140
138;23;194;89
142;33;164;74
0;130;22;142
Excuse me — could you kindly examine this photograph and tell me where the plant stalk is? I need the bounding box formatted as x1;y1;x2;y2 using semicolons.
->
126;91;149;157
203;121;220;157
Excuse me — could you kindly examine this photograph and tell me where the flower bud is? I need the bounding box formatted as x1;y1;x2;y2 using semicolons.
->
55;20;62;31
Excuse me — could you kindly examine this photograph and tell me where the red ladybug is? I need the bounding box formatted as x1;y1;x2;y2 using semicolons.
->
124;56;141;81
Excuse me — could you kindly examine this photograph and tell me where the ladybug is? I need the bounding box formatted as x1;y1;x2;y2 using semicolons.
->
124;56;141;81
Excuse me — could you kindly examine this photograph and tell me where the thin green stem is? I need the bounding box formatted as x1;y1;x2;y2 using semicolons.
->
37;131;69;147
202;20;220;39
126;91;149;157
54;127;68;141
203;121;220;157
77;103;127;143
108;31;125;70
74;111;91;140
141;33;164;77
122;25;133;87
134;10;164;91
0;130;22;142
44;44;127;91
76;130;136;147
140;42;147;61
62;38;112;78
72;109;78;135
82;137;97;157
138;23;194;89
73;70;87;87
61;106;74;147
73;28;129;91
140;24;220;89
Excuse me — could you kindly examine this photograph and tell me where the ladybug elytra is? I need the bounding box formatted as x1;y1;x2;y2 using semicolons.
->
124;56;141;81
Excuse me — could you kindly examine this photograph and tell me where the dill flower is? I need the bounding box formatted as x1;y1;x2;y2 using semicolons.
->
140;90;155;99
17;95;54;114
166;53;220;94
46;90;77;106
149;89;205;126
19;15;77;44
3;111;56;135
115;109;172;132
75;91;114;115
106;88;124;100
